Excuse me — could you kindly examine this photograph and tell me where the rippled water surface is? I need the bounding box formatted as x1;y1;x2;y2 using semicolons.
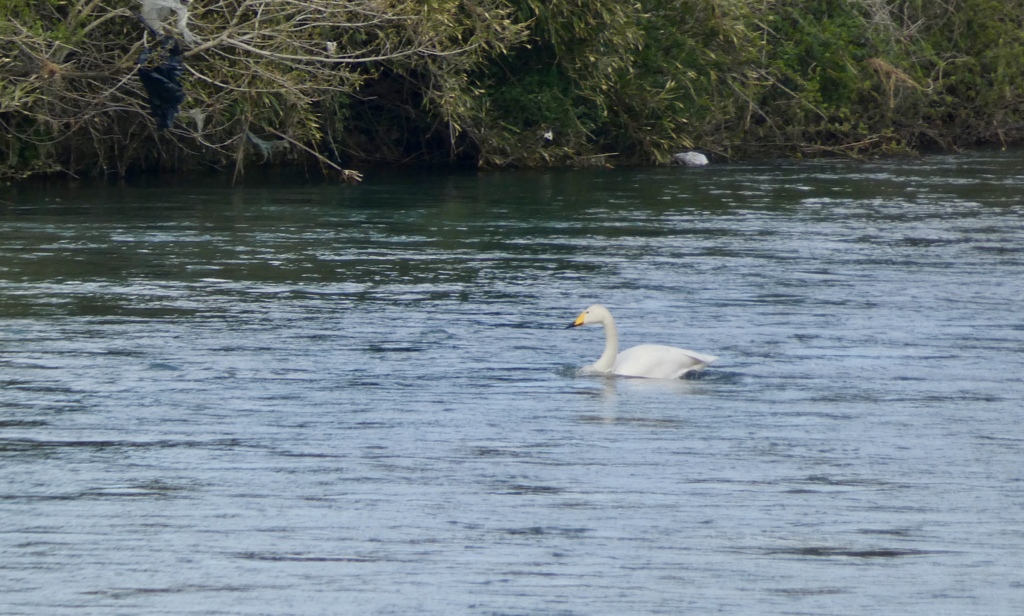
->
2;154;1023;614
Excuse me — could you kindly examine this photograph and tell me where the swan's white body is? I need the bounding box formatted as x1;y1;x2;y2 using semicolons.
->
569;304;717;379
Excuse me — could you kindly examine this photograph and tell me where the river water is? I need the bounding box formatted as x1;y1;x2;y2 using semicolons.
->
2;153;1022;614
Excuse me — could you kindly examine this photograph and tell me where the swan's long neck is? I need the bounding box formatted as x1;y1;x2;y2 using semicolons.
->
594;314;619;372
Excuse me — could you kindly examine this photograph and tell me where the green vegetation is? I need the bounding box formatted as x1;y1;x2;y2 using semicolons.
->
3;0;1024;181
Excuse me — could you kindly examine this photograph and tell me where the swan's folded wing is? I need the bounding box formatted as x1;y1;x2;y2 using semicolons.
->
613;344;716;379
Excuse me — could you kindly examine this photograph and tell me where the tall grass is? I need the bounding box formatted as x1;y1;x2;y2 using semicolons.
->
2;0;1023;180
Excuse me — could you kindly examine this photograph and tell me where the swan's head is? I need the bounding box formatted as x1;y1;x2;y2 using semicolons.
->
567;304;612;328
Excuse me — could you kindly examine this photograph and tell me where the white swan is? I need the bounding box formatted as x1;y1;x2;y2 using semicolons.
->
567;304;717;379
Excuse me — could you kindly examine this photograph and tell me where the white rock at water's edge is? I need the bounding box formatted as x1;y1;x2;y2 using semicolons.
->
672;151;709;167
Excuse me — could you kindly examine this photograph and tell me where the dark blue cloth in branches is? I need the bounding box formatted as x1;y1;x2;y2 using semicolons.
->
138;36;185;130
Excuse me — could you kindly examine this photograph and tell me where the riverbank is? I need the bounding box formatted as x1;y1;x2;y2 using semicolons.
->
3;1;1023;182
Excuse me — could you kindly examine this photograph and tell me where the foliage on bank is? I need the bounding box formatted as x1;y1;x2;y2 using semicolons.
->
3;0;1024;181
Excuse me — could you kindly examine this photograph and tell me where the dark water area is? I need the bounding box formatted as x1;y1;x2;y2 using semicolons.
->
1;154;1023;614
